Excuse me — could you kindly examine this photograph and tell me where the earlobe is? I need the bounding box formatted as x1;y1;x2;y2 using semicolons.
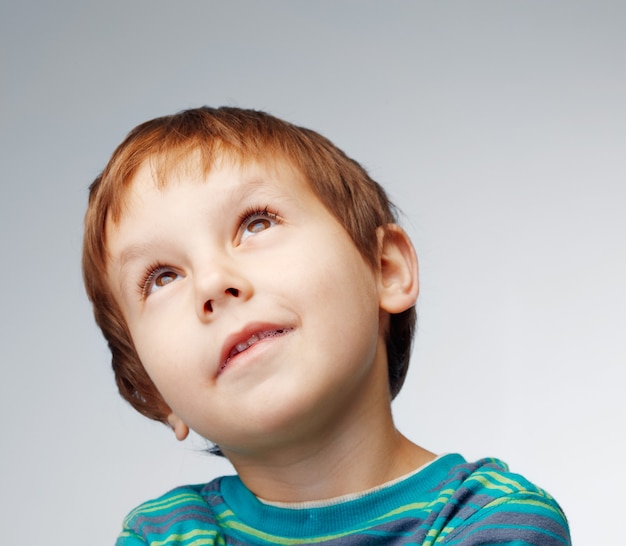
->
167;413;190;442
377;224;419;314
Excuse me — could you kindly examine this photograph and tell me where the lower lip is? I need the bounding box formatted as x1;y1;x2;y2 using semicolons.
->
219;328;292;376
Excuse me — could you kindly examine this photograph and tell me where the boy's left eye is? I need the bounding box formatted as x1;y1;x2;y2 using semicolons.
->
140;266;182;298
239;207;281;242
247;217;272;234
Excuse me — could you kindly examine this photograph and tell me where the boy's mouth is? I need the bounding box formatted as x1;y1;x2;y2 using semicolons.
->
221;327;293;371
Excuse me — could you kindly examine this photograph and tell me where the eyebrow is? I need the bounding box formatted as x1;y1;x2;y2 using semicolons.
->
114;239;167;294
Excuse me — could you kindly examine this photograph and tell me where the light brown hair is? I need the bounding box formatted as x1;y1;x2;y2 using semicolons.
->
83;106;416;425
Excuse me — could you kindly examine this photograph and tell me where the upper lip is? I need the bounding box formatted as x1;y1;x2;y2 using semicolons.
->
218;322;292;373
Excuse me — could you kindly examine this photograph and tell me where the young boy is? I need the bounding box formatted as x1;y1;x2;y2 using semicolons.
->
83;107;570;545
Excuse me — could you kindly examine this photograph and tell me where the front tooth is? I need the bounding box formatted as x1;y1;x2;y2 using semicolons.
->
235;333;260;354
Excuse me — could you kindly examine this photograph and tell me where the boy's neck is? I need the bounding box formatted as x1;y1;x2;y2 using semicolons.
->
224;404;435;503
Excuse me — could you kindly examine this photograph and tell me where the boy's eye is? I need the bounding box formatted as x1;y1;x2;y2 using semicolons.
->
239;207;281;242
141;266;182;297
247;217;272;234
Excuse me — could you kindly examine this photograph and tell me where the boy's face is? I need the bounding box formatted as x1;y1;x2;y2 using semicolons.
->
106;156;391;455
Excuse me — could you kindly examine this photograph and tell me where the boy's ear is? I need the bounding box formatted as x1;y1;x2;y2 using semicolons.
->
167;413;190;442
376;224;419;313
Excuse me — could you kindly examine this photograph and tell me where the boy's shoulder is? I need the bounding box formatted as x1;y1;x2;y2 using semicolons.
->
433;455;570;544
117;479;224;545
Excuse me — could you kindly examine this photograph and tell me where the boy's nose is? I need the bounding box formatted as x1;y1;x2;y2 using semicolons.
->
194;267;252;320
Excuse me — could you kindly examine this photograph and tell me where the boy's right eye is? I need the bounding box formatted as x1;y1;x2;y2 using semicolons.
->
140;265;182;297
238;206;282;243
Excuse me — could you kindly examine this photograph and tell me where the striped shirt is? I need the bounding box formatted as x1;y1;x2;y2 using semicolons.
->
116;454;570;545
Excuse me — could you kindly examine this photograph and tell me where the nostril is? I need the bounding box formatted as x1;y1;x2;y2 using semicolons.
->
202;289;238;313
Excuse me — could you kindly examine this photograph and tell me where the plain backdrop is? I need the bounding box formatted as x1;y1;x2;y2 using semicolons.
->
1;1;624;544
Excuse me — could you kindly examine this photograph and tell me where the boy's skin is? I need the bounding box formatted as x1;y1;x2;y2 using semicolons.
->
105;153;435;503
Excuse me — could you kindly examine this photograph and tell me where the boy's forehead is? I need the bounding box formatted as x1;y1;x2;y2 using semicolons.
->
111;150;309;223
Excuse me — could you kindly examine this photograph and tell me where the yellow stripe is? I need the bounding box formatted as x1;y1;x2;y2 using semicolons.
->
126;492;206;520
150;528;218;546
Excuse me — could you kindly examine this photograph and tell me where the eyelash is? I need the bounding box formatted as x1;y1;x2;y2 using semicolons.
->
136;206;281;299
137;262;175;299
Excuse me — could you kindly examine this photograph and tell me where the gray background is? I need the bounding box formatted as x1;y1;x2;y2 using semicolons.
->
1;1;624;544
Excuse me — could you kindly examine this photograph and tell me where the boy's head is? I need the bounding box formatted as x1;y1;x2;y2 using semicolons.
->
83;106;417;429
